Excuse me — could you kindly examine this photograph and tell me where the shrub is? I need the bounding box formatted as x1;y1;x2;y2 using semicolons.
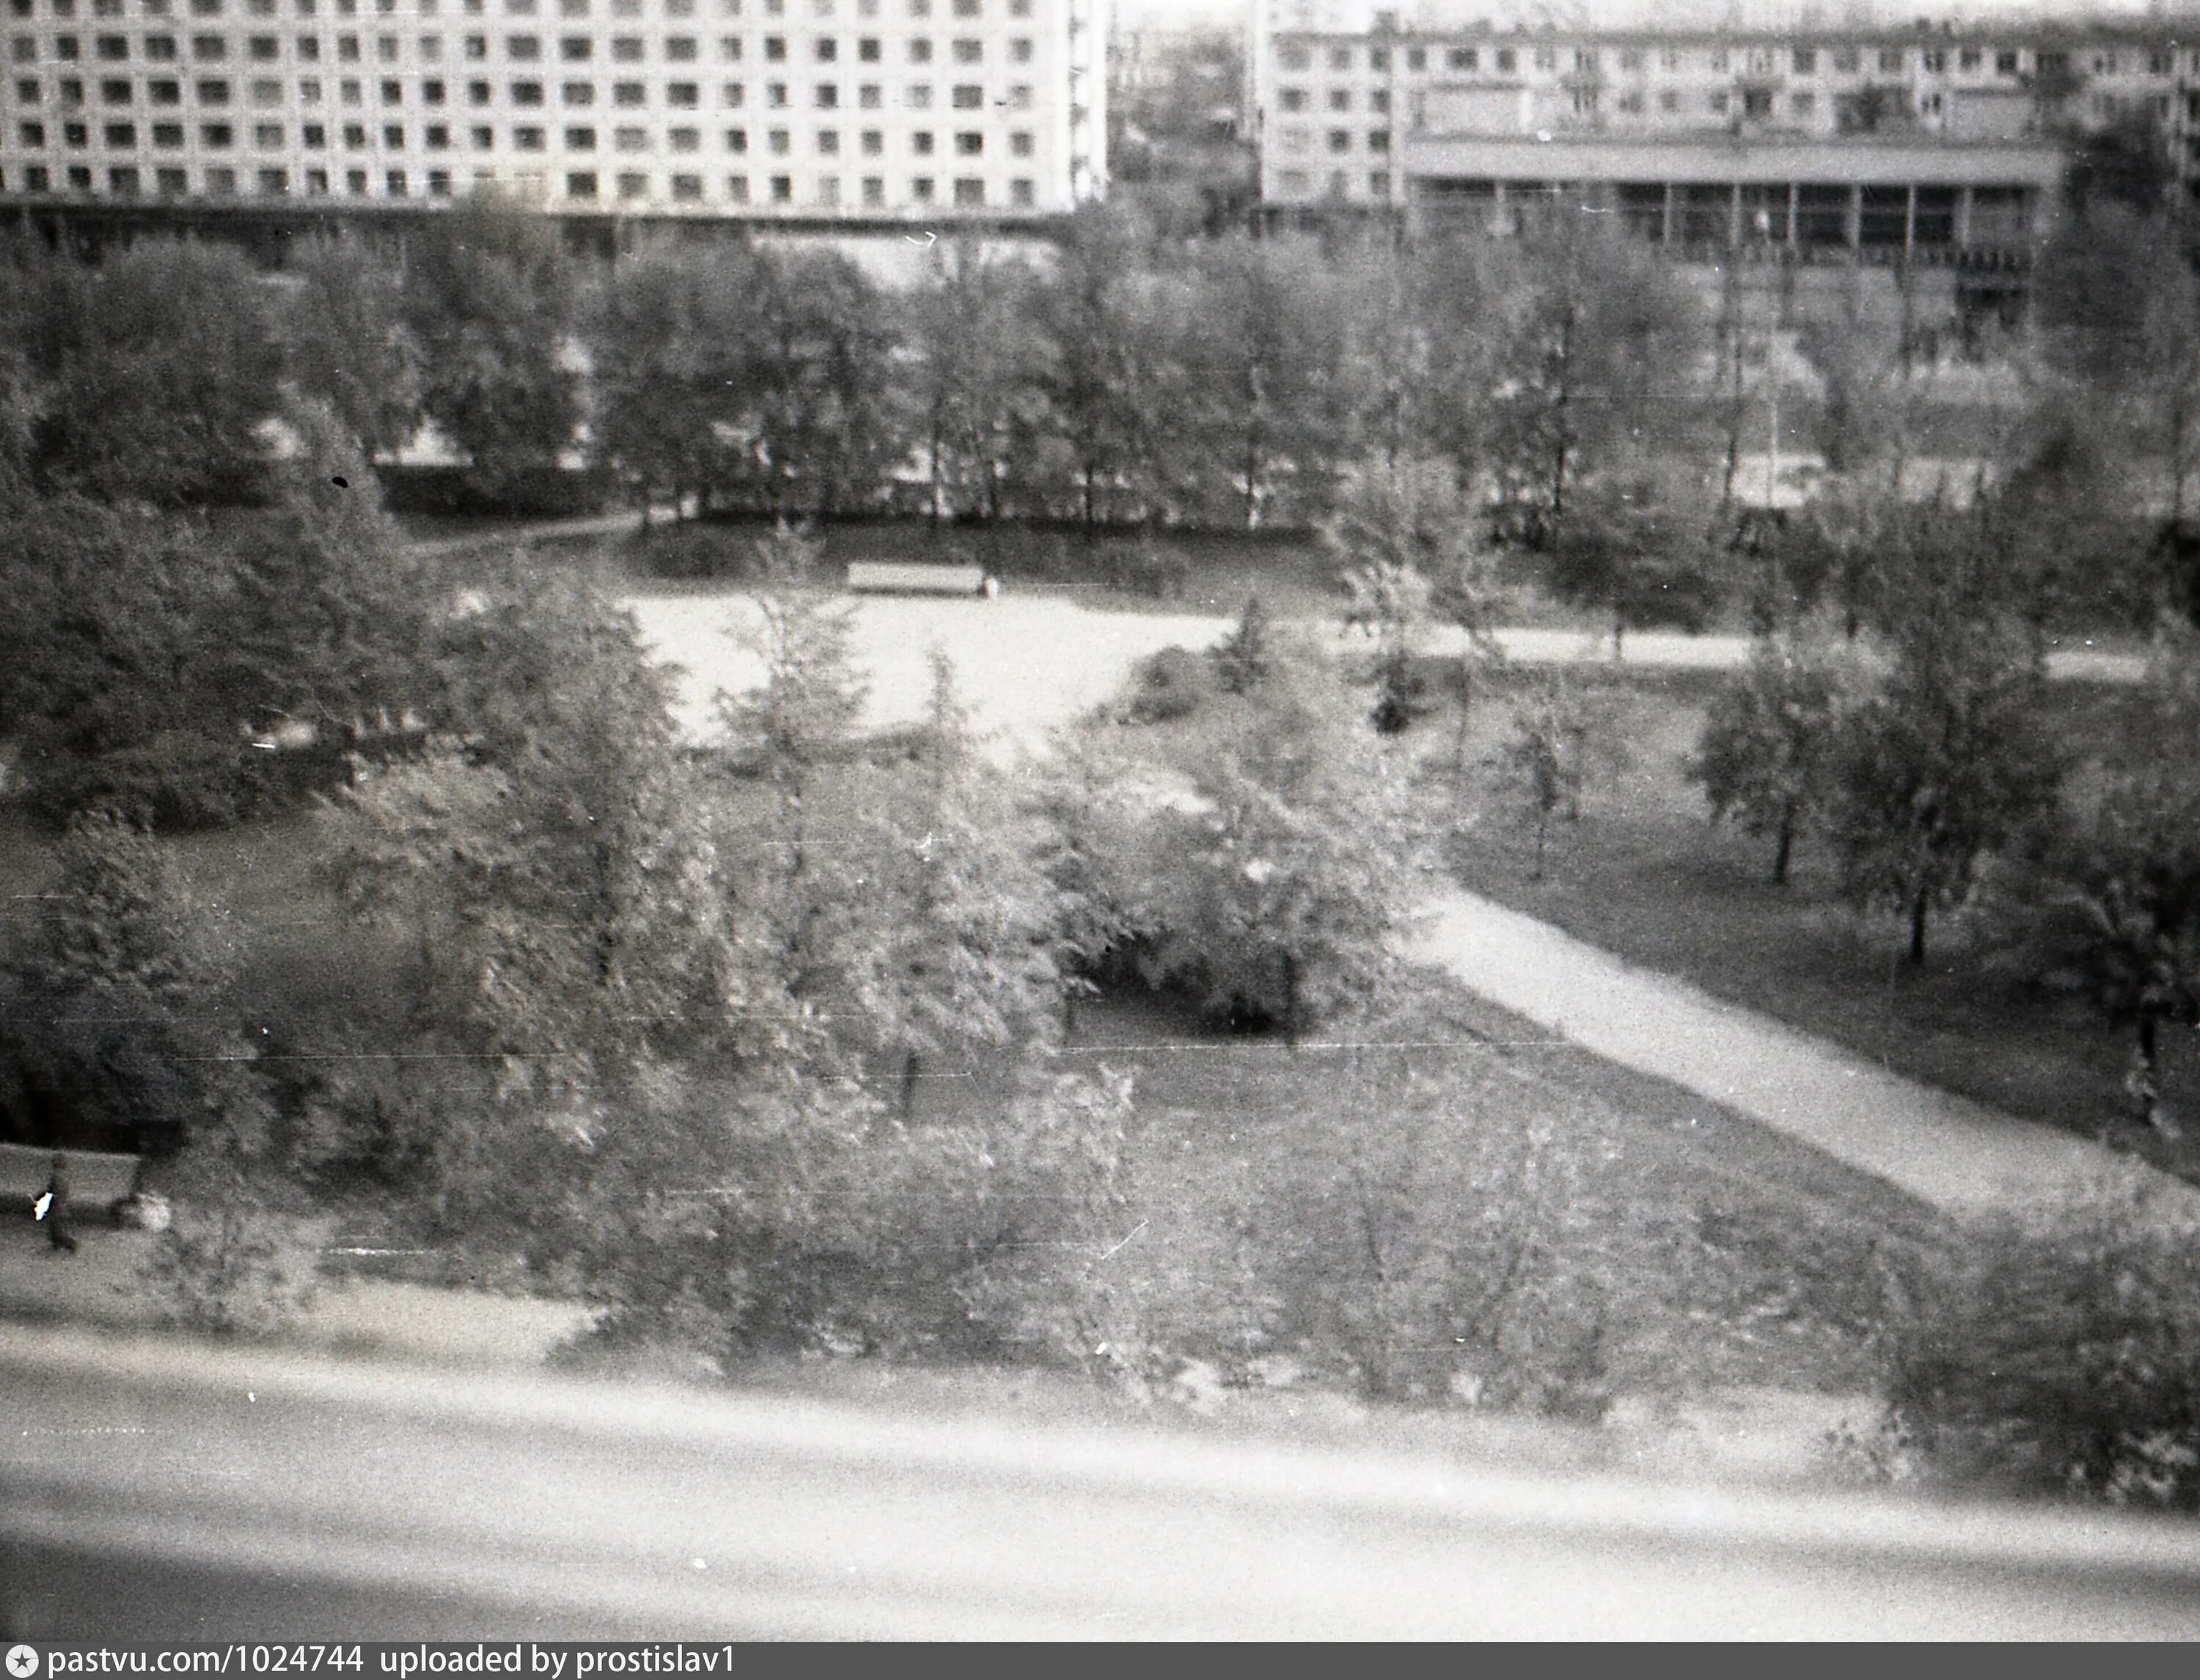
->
1125;645;1214;723
1878;1178;2200;1509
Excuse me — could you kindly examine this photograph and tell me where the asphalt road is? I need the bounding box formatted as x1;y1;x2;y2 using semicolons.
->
6;1324;2200;1640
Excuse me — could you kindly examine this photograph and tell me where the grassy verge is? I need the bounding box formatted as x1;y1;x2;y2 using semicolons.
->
1423;665;2200;1181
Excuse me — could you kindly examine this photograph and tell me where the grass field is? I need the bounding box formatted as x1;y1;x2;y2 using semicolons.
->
1426;665;2200;1184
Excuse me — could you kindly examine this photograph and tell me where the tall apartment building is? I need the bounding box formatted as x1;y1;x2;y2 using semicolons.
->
0;0;1105;226
1247;7;2200;263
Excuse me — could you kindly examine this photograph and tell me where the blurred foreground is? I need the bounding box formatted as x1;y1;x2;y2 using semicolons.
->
6;1322;2200;1640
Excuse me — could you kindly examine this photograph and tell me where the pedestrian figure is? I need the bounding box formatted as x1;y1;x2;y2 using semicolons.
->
39;1151;78;1254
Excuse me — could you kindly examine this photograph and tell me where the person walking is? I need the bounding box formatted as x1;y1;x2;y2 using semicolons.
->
38;1151;78;1255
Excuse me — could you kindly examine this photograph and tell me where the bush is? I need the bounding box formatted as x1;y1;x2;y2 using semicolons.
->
1125;645;1214;723
1878;1178;2200;1509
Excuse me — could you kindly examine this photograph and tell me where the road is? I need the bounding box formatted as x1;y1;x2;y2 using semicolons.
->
6;1324;2200;1640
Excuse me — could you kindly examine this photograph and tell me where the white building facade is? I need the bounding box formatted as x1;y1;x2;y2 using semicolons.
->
0;0;1105;222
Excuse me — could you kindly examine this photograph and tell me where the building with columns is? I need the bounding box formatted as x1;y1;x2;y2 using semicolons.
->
0;0;1106;229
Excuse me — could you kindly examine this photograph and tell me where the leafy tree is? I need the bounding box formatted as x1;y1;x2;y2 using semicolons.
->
1827;577;2061;966
738;248;901;518
1210;593;1277;696
2041;635;2200;1129
278;232;425;464
1504;673;1586;881
10;238;287;506
833;652;1066;1114
1691;636;1850;884
400;206;583;497
901;238;1048;524
586;241;769;521
1545;475;1730;660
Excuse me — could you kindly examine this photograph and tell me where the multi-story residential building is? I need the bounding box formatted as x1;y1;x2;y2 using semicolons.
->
0;0;1105;227
1247;5;2200;263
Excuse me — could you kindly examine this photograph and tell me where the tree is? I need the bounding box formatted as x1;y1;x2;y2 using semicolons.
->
1690;635;1849;884
2041;634;2200;1130
587;241;769;520
10;238;288;507
278;231;425;464
1210;593;1278;697
1827;576;2061;966
1504;674;1586;881
901;239;1048;524
400;206;583;497
832;653;1066;1113
1544;474;1730;660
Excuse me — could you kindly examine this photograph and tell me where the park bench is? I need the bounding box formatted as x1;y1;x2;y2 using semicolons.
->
846;561;991;596
1;1142;147;1226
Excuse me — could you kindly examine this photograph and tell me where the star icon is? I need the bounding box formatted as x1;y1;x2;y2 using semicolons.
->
8;1644;43;1679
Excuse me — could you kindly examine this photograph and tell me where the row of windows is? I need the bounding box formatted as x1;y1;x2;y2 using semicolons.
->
9;33;1041;65
5;0;1032;21
10;111;1030;147
1273;39;2199;81
0;161;1040;204
3;73;1037;106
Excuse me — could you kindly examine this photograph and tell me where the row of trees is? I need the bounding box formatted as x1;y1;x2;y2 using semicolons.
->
1691;508;2200;1128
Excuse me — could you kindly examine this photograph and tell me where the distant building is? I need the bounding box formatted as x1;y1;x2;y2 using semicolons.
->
1245;4;2200;260
0;0;1106;232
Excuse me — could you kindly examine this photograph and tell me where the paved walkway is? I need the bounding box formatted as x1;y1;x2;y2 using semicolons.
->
1400;892;2166;1217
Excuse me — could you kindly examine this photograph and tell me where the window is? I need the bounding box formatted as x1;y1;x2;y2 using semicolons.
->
723;123;742;147
1878;48;1902;73
1279;87;1304;112
718;33;741;58
252;118;279;141
1793;47;1815;75
611;121;641;144
468;122;488;142
507;32;538;57
425;120;447;142
858;124;876;150
666;34;694;58
55;34;78;58
909;172;930;198
344;164;364;187
558;32;587;56
95;32;124;57
613;78;642;100
246;32;276;57
814;34;832;59
725;169;746;197
1370;89;1387;114
8;39;33;64
466;76;488;98
1277;44;1307;73
191;32;222;55
22;164;48;189
903;78;925;105
615;166;642;194
814;123;833;150
300;120;321;141
98;76;125;99
1495;47;1514;72
1009;173;1032;205
813;79;832;103
1327;45;1348;70
426;164;450;191
671;169;700;196
766;77;784;101
381;119;400;140
950;81;975;105
1445;46;1473;70
857;34;876;59
340;118;363;140
667;122;694;146
1833;47;1858;73
463;32;485;54
1996;49;2019;76
951;125;974;152
58;76;82;100
1618;47;1642;71
909;125;927;151
199;117;230;140
157;163;186;189
1003;80;1025;106
422;76;444;100
378;76;397;100
1007;126;1027;155
1368;169;1387;197
196;75;229;98
100;117;132;141
563;164;593;191
252;162;285;189
1791;90;1814;116
338;32;359;56
765;122;783;148
561;77;588;100
1325;126;1346;151
1366;126;1387;150
1959;47;1980;73
62;117;86;141
860;170;879;202
857;79;875;104
949;35;975;62
667;78;694;101
510;76;540;100
252;76;281;100
147;34;178;57
152;118;185;139
513;120;540;143
1920;48;1944;74
203;162;235;189
906;36;926;63
1708;89;1728;113
950;173;977;203
562;121;591;143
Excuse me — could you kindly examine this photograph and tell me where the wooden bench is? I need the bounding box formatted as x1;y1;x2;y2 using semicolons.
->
846;561;991;596
1;1143;144;1224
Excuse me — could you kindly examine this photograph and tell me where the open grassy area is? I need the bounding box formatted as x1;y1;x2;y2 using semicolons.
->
1425;665;2200;1183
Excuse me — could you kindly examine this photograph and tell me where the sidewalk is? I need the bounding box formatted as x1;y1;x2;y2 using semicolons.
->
1401;890;2174;1217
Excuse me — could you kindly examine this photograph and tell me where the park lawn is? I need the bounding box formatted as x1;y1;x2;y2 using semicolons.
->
1428;665;2200;1184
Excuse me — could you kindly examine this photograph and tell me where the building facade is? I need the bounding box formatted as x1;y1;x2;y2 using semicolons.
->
0;0;1105;225
1248;7;2200;263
